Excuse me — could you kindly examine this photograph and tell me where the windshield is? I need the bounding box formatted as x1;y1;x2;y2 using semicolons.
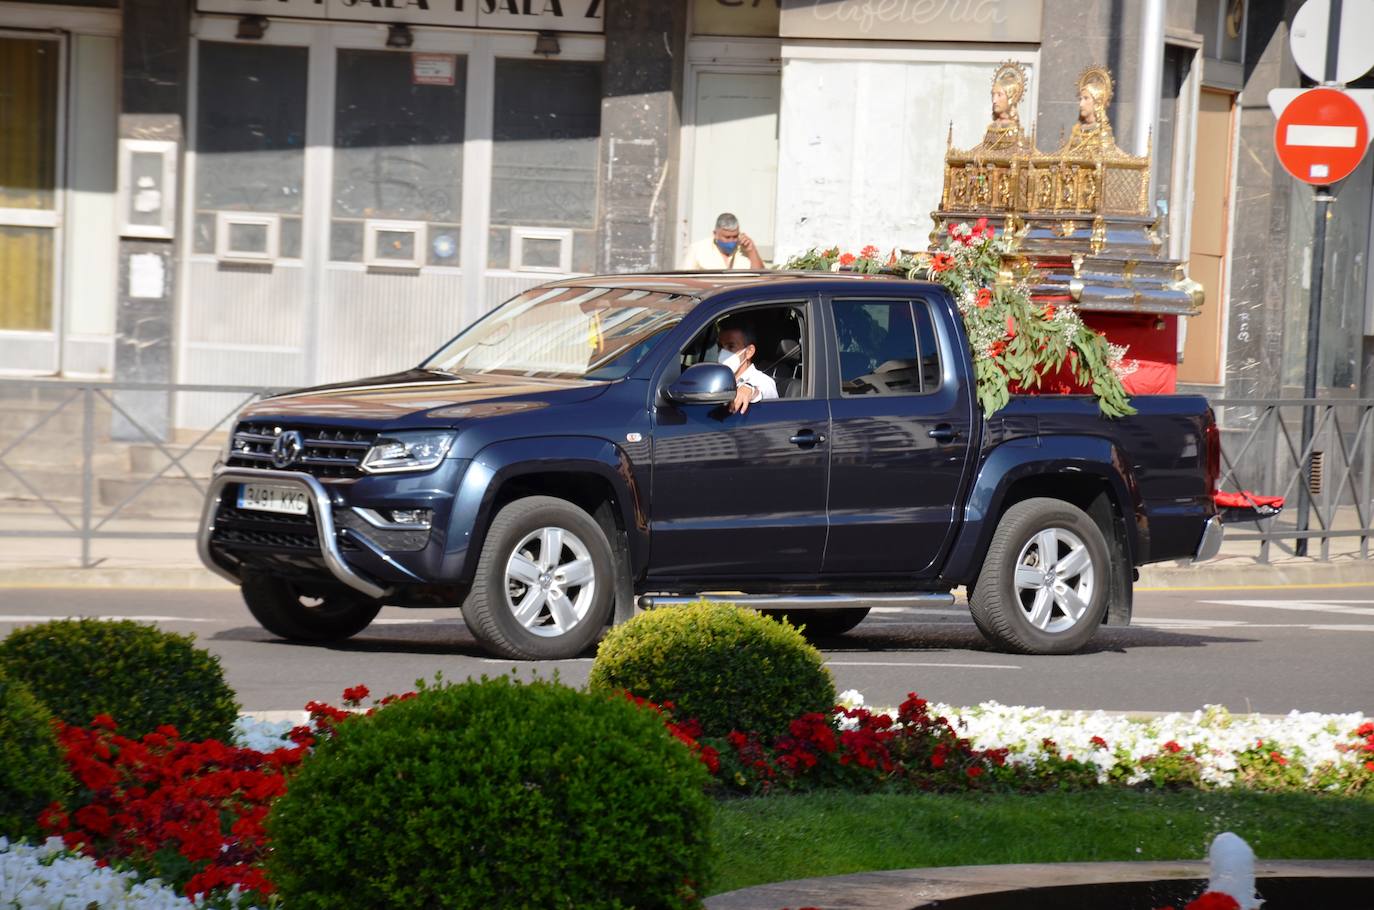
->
423;286;692;381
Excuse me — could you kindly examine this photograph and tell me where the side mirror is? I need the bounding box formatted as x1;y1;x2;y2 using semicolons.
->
665;362;738;405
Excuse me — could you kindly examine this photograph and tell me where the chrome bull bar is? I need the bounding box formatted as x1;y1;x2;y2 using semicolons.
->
198;467;392;600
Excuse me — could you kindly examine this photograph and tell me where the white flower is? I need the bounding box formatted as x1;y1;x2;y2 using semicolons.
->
836;689;865;709
0;837;265;909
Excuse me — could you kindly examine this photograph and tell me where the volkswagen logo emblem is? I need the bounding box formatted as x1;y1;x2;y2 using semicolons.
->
271;430;305;468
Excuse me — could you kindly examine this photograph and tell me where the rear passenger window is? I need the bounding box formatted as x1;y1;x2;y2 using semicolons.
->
832;299;939;396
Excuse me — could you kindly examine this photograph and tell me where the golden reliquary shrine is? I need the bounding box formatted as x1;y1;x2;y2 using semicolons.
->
932;63;1204;394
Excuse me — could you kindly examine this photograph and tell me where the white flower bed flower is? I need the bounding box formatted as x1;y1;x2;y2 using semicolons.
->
0;838;265;910
926;700;1370;788
0;837;186;909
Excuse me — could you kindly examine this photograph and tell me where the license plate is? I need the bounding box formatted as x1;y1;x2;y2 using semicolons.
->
237;483;310;516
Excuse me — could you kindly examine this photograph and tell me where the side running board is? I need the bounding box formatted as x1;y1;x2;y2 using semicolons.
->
636;593;957;610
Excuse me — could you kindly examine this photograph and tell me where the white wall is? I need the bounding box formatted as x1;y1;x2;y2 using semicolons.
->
64;33;119;374
774;46;1037;261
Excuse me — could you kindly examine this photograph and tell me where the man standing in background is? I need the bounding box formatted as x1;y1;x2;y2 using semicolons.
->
681;212;766;270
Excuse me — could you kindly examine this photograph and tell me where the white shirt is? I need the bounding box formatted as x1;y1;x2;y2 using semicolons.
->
682;237;756;270
737;363;778;403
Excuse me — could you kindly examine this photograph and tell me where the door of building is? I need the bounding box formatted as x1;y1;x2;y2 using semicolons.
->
684;69;780;264
179;19;604;427
0;33;63;373
1179;87;1236;386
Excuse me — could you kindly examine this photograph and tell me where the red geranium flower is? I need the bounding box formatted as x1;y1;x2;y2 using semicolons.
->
838;252;856;266
859;244;879;260
1184;892;1241;910
975;288;992;309
1163;740;1183;753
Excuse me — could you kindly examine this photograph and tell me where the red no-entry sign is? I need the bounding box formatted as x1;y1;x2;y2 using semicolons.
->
1274;87;1370;185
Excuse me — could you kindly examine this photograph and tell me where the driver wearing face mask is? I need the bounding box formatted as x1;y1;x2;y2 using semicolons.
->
716;318;777;415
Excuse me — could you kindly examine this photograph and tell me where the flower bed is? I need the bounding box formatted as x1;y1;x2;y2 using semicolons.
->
6;685;1370;909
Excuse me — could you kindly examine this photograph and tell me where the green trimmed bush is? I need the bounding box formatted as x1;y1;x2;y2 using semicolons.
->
588;601;836;740
0;666;71;838
267;676;713;910
0;619;239;741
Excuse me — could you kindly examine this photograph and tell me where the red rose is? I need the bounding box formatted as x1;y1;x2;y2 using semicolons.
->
976;288;992;309
931;253;955;273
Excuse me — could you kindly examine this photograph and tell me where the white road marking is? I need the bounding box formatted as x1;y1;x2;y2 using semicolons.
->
0;614;218;623
1201;599;1374;617
826;660;1020;670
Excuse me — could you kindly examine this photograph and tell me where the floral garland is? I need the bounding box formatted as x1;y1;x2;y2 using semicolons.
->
782;220;1137;418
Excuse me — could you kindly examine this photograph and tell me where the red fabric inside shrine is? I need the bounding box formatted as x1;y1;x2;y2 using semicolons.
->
1013;310;1179;396
1082;312;1178;395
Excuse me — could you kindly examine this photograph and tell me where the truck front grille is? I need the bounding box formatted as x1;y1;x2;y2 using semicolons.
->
226;422;377;479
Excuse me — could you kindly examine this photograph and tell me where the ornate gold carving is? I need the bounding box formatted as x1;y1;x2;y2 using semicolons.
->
1089;216;1106;254
1053;220;1076;238
1121;259;1137;281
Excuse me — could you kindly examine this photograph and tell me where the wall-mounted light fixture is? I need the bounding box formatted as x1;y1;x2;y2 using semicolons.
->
533;30;561;57
386;23;414;49
236;15;268;40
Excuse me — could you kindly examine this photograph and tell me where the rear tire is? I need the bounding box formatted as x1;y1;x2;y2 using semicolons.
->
241;574;382;643
761;607;871;639
969;497;1110;655
461;496;616;660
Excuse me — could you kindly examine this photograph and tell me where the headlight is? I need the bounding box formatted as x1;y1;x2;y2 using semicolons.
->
359;431;456;474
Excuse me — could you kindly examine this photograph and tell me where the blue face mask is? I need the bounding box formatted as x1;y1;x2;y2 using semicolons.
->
716;240;739;255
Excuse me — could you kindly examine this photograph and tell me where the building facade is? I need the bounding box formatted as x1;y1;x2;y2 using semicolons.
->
1;0;1371;431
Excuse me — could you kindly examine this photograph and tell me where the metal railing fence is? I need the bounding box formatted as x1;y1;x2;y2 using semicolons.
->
1211;398;1374;562
2;381;1373;567
0;379;284;568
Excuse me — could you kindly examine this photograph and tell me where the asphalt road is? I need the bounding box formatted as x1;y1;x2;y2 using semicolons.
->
2;584;1371;715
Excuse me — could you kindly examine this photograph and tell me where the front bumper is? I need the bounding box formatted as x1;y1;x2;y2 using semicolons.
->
1193;515;1224;562
199;468;400;599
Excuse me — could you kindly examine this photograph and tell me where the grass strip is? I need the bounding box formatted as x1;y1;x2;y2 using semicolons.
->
708;788;1374;895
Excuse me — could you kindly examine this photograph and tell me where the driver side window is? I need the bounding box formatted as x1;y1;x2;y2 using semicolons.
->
677;303;809;401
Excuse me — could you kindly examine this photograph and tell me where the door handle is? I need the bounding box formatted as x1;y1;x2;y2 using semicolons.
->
789;430;826;447
928;424;961;443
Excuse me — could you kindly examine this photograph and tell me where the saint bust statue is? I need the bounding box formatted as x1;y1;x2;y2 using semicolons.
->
1063;64;1119;155
974;61;1030;155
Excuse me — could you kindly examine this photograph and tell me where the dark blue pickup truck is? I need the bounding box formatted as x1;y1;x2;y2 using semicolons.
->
199;272;1223;659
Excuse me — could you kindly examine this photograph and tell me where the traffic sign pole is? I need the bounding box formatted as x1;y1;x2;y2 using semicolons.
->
1296;0;1343;557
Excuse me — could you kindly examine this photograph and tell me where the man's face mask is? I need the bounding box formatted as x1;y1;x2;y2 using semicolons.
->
716;348;743;372
715;239;739;255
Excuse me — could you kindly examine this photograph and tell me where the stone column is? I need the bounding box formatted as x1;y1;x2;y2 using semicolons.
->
597;0;688;273
113;0;190;441
1223;0;1301;403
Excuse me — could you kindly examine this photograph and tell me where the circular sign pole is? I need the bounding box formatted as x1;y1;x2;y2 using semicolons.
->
1296;1;1347;555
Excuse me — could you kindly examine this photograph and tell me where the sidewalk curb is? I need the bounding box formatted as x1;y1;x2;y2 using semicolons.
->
1137;559;1374;589
0;566;235;590
4;559;1374;591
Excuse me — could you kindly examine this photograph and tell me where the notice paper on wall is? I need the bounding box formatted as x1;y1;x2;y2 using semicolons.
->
129;253;165;300
412;54;456;87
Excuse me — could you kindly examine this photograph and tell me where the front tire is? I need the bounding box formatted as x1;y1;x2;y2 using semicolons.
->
241;574;382;643
969;497;1110;655
461;496;616;660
